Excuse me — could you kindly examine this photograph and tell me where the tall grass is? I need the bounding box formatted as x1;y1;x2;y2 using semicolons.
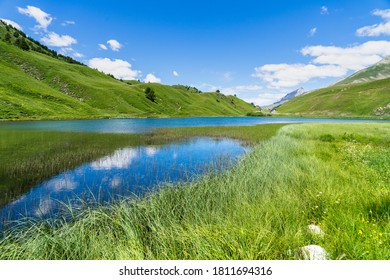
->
0;123;389;259
0;124;284;206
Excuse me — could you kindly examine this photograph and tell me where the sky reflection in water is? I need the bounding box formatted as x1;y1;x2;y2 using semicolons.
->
1;137;247;224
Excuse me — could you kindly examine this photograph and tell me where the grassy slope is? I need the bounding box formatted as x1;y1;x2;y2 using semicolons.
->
0;123;389;260
0;40;254;119
277;77;390;117
335;57;390;86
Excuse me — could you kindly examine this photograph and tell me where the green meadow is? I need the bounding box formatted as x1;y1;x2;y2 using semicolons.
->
0;122;388;260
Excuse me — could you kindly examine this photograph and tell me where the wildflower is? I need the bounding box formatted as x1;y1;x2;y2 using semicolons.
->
358;230;363;235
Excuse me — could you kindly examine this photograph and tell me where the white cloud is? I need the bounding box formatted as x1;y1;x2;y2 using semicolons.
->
61;20;75;26
1;19;23;31
73;52;84;58
243;93;286;106
253;40;390;89
321;6;329;15
99;43;108;50
173;70;179;77
88;58;141;80
41;32;77;47
309;27;317;37
107;39;122;51
253;63;347;88
198;84;262;95
59;47;84;58
223;85;263;95
301;41;390;70
372;9;390;20
144;73;161;83
17;5;52;30
356;9;390;37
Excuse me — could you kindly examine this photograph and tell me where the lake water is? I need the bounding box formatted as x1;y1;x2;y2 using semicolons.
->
1;116;388;229
0;137;247;227
0;116;387;133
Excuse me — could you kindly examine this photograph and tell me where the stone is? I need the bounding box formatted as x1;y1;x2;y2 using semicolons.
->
301;245;329;260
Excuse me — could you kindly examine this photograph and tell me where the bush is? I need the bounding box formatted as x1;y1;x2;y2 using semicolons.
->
145;87;156;102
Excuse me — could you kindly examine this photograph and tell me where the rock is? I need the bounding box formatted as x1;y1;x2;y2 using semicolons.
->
307;224;325;236
301;245;329;260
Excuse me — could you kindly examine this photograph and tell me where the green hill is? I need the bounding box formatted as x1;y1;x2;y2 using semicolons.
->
0;21;254;120
277;58;390;118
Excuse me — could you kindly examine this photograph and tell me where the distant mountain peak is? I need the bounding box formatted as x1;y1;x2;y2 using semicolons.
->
266;88;306;110
279;87;306;102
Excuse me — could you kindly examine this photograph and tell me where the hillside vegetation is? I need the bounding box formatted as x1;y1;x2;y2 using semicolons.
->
0;21;254;120
277;77;390;117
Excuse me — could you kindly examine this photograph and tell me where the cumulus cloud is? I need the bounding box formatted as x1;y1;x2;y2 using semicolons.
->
309;27;317;37
320;6;329;15
1;19;23;31
253;40;390;88
88;58;141;80
356;9;390;37
144;73;161;83
253;64;347;88
301;41;390;70
107;39;122;51
173;70;179;77
41;32;77;47
17;5;52;30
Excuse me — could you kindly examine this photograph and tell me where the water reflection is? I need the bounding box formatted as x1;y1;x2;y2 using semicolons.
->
1;137;247;226
90;148;139;170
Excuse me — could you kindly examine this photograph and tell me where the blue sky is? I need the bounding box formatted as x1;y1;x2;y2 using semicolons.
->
1;0;390;105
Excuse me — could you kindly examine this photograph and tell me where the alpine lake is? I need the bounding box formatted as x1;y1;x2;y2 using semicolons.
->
0;116;386;230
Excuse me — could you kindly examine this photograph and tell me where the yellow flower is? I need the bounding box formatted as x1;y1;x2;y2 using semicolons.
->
358;230;363;235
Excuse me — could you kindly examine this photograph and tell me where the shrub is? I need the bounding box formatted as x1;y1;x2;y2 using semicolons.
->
145;87;156;102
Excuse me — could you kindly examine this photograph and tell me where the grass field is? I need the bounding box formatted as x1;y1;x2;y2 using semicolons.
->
0;122;388;260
